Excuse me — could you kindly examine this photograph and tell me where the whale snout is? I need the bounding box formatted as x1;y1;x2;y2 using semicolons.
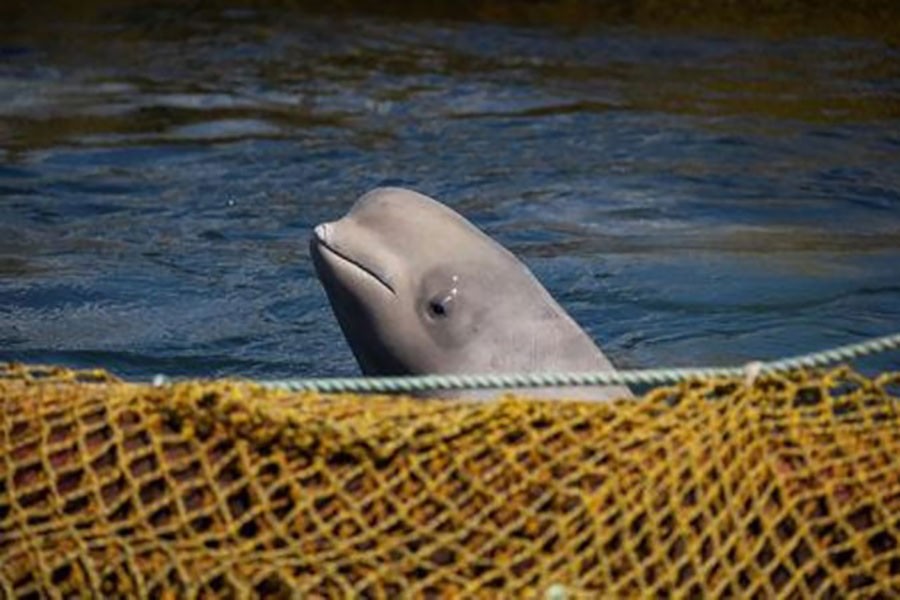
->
310;218;396;296
313;222;331;246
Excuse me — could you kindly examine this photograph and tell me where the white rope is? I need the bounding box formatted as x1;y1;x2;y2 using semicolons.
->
242;332;900;394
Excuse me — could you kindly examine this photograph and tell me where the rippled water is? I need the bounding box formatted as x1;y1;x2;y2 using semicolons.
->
1;5;899;380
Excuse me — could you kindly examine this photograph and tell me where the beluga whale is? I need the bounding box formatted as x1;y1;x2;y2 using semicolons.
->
310;187;631;401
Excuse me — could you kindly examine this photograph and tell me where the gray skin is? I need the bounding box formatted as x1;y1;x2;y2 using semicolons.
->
309;187;632;401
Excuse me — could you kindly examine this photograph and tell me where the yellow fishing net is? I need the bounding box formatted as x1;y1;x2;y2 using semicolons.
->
1;362;899;598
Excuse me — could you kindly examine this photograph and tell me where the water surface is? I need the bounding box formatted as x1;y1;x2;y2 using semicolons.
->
1;4;898;379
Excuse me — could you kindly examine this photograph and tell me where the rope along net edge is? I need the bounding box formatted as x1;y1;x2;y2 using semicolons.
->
247;331;900;394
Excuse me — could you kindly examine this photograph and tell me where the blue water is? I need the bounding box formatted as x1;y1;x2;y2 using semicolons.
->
1;7;899;380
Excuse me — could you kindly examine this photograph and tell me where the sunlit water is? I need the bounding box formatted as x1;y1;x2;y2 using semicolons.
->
1;7;898;380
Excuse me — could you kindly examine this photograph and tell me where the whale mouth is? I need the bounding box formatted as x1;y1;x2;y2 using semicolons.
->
311;227;396;296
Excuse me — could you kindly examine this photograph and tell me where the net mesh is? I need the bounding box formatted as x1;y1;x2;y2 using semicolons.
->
2;362;899;598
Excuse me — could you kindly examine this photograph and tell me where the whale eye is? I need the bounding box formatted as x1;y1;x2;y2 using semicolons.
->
421;274;461;325
427;293;453;319
425;277;460;321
